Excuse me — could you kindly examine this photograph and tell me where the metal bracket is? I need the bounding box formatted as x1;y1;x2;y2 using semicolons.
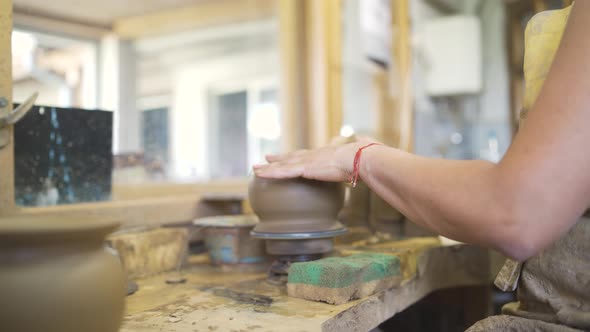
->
0;92;38;149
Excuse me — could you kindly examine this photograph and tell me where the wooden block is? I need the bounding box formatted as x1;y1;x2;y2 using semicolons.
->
287;253;402;305
108;227;188;278
340;237;441;280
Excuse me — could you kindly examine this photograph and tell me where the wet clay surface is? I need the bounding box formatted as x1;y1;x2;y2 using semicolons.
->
121;236;488;332
249;177;345;234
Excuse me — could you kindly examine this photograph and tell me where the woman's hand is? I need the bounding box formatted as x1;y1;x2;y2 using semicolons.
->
253;143;360;181
253;135;381;181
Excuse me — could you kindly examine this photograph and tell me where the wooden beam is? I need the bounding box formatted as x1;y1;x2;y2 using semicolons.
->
324;0;344;143
277;0;345;150
7;196;201;230
114;0;276;39
374;65;397;145
0;0;15;215
2;179;247;229
305;0;343;148
278;0;308;151
5;189;246;231
392;0;414;151
13;10;109;40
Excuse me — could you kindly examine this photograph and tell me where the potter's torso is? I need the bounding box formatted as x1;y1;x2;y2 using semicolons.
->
499;5;590;330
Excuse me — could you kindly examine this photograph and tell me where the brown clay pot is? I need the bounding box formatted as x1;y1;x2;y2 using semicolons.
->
0;216;126;332
249;176;345;235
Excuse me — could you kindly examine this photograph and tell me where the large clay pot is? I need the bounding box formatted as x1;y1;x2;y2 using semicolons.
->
249;176;346;236
0;216;126;332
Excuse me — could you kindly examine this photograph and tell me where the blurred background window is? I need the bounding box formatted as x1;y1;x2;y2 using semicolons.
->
132;19;280;181
11;0;281;205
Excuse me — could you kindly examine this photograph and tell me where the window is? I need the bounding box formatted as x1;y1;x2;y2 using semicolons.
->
130;19;281;182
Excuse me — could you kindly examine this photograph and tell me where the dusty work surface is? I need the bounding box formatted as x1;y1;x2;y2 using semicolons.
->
122;237;490;332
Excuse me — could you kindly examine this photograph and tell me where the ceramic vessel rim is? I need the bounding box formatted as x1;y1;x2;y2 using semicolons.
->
0;216;120;235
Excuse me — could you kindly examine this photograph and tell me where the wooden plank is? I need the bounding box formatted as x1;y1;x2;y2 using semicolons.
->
322;245;490;331
2;194;249;231
114;0;276;39
120;241;490;332
0;0;15;216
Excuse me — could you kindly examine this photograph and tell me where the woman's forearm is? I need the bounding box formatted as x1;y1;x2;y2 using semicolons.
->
256;136;580;261
357;145;526;259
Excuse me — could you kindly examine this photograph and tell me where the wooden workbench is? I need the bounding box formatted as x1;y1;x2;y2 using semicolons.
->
121;238;490;332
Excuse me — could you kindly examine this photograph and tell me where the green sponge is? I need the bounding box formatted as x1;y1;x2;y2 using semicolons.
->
287;253;402;305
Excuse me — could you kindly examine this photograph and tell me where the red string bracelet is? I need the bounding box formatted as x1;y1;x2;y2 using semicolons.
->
349;142;380;187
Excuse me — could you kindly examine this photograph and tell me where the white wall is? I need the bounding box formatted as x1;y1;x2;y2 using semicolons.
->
99;35;140;154
411;0;511;160
13;79;67;106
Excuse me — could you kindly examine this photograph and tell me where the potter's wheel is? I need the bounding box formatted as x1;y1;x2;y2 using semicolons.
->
251;227;347;255
251;222;347;284
265;254;322;285
248;176;348;283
